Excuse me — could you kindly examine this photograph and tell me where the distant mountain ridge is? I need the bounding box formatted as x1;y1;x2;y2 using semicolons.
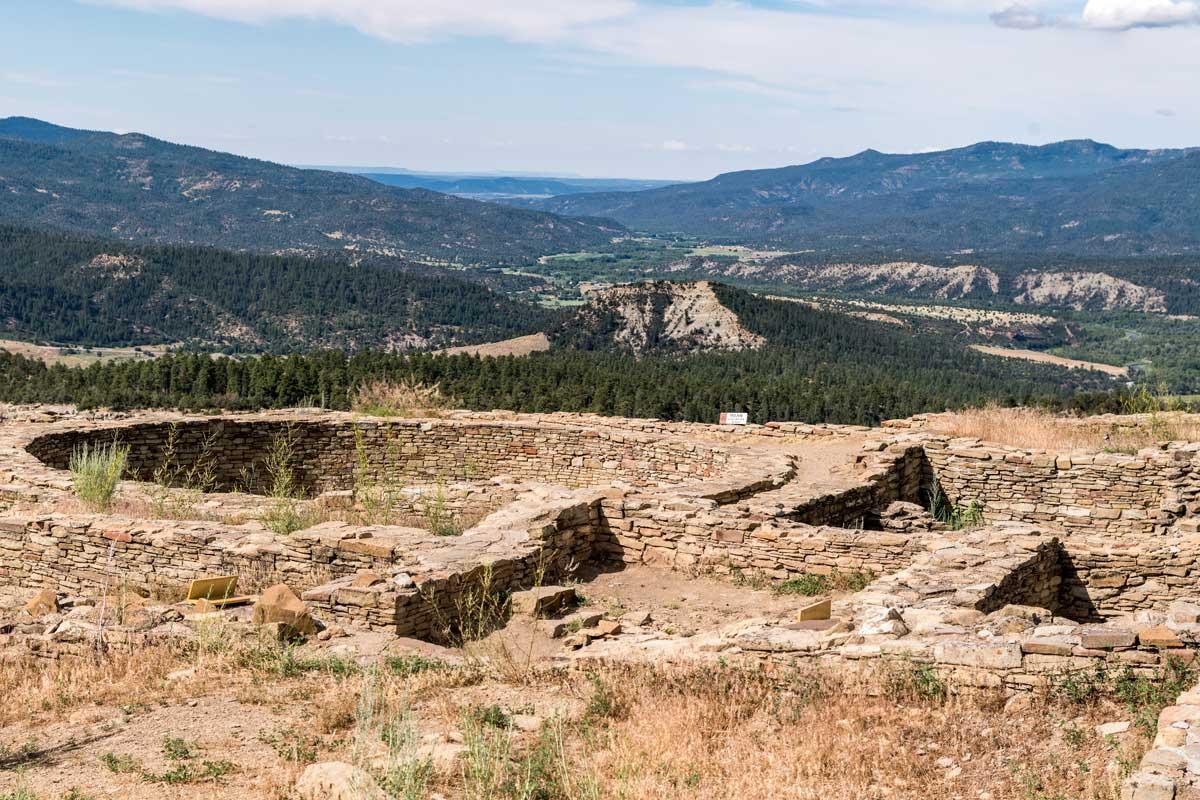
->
358;171;677;201
0;117;622;264
519;140;1200;256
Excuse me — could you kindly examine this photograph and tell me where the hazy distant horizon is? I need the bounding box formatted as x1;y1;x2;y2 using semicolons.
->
3;1;1198;180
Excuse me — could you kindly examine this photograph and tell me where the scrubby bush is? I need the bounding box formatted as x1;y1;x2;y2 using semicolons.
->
69;439;129;511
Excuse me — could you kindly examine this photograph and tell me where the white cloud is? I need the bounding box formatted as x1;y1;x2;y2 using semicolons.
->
89;0;636;43
82;0;1200;176
1082;0;1200;28
990;3;1050;28
716;143;754;153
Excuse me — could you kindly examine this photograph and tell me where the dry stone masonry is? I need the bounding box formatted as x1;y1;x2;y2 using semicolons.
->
7;406;1200;796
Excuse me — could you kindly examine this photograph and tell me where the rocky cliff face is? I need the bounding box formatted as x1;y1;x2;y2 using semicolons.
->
670;256;1170;313
1012;271;1167;312
566;281;765;355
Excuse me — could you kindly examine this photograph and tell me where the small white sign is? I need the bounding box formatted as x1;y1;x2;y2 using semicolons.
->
719;412;749;426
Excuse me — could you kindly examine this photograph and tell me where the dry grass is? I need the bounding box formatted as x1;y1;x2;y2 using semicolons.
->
0;641;1158;800
932;406;1200;452
7;490;257;531
0;647;185;728
573;664;1141;800
353;378;454;418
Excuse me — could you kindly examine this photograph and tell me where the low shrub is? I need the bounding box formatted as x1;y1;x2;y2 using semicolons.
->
69;439;129;511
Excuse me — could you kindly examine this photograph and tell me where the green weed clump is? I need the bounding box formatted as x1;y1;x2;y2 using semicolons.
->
259;429;317;535
774;574;829;596
150;423;217;518
70;439;129;511
885;661;948;704
422;483;463;537
1052;657;1195;738
929;483;984;530
773;568;875;596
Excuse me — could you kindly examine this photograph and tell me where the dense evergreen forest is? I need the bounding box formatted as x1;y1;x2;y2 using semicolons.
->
0;225;559;350
0;339;1116;426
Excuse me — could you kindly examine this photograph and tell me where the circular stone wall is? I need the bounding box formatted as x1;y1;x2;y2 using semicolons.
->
25;415;731;495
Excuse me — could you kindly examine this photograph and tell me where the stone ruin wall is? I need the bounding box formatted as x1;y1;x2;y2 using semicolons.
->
24;416;731;495
303;497;601;638
596;443;931;579
13;410;1200;799
0;491;603;644
920;434;1199;538
0;514;401;603
11;410;1200;647
0;411;927;641
1058;538;1200;621
902;432;1200;623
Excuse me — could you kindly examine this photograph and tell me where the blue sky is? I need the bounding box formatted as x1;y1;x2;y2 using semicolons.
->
1;0;1197;180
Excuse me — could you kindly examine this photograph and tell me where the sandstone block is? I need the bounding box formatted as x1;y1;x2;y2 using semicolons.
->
621;610;653;627
1021;636;1078;657
351;572;384;589
253;584;317;637
1139;626;1184;649
933;640;1022;670
593;619;622;637
1169;601;1200;625
1079;627;1137;650
1096;721;1132;737
295;762;387;800
1121;772;1176;800
24;588;58;617
510;586;576;618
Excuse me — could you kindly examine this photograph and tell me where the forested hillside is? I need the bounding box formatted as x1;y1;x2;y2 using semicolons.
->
522;140;1200;255
0;284;1119;424
0;225;559;351
0;117;622;264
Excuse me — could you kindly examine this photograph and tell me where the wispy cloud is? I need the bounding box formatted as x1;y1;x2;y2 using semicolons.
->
1082;0;1200;28
90;0;637;43
990;3;1051;28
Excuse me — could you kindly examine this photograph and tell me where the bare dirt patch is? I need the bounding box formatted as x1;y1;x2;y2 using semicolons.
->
970;344;1127;376
0;339;172;368
435;333;552;358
